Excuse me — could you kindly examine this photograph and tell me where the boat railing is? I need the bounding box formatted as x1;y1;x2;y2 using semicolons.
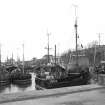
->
36;76;48;81
68;73;80;75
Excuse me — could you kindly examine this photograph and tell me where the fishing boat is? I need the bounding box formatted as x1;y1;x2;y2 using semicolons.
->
35;6;90;89
12;74;32;85
0;68;10;86
0;46;11;86
11;44;32;85
35;18;90;89
35;64;90;89
10;67;31;85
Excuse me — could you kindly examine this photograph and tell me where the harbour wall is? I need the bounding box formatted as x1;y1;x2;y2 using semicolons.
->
0;84;105;104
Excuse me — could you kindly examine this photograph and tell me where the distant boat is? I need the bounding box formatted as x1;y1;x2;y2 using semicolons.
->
11;72;32;85
0;66;10;86
0;45;11;87
10;44;32;85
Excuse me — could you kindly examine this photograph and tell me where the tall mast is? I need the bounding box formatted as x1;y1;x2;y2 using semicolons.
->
0;44;1;67
98;33;101;47
74;5;78;66
93;43;97;67
22;44;24;74
7;56;8;63
12;52;13;65
45;31;51;64
17;48;19;64
47;32;50;63
97;33;103;47
55;45;56;65
75;18;78;65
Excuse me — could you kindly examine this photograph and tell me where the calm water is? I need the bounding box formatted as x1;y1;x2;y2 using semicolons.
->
0;73;95;94
0;73;36;94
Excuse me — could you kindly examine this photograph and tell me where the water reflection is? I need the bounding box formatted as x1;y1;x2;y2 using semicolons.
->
0;73;36;94
0;72;95;94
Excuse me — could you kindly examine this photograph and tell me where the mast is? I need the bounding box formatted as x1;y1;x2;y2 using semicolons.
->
55;45;56;65
7;56;8;64
75;18;78;65
93;43;96;67
45;31;51;64
97;33;103;47
98;33;101;47
74;5;78;66
17;48;19;65
0;44;1;67
12;52;13;65
47;32;50;63
22;44;24;74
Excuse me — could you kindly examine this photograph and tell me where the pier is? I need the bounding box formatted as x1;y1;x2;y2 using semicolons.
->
0;84;105;105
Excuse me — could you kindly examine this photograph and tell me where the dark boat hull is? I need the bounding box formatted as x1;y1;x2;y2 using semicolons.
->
11;73;32;85
12;78;32;85
35;73;90;89
0;80;10;86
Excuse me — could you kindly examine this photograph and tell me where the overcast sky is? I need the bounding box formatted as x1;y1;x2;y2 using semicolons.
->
0;0;105;61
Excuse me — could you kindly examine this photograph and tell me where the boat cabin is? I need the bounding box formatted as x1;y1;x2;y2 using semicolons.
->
35;64;68;80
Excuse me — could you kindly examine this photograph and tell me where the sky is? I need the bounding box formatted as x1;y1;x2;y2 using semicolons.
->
0;0;105;61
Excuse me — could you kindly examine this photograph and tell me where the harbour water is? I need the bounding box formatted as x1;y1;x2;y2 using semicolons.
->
0;72;95;94
0;73;36;94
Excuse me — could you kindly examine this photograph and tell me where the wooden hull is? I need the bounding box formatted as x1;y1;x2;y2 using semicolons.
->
0;80;10;86
12;79;32;85
11;73;32;85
